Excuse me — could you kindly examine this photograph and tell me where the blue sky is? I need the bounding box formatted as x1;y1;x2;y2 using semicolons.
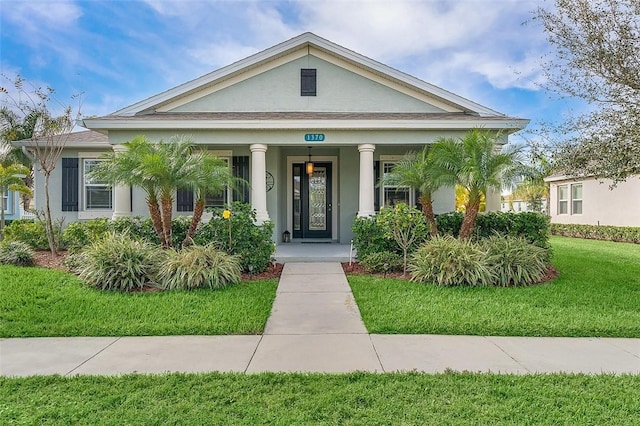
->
1;0;583;139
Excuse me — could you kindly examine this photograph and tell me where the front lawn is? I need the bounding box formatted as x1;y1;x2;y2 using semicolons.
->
2;373;639;425
0;266;277;337
350;237;640;337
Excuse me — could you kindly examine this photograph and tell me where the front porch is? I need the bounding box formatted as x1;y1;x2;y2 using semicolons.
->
274;241;355;263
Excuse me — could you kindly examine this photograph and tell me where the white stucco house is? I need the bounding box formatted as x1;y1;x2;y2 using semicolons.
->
546;174;640;227
20;33;528;243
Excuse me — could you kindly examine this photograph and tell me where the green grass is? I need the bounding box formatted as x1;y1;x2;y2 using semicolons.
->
0;266;277;337
350;237;640;337
1;373;639;425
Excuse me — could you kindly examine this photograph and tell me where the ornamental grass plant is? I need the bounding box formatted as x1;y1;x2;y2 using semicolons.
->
159;244;241;290
481;235;548;286
77;232;164;291
0;240;35;267
409;236;494;286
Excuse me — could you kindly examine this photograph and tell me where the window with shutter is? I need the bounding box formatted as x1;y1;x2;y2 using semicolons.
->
301;68;317;96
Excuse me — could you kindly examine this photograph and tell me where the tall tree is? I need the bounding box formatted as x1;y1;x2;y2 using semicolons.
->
534;0;640;183
0;75;80;254
0;163;32;240
431;129;522;239
379;147;444;236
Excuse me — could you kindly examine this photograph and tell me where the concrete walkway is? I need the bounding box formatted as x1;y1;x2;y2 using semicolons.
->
1;262;639;376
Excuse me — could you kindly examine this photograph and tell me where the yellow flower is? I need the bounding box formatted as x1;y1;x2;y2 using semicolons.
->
222;210;231;219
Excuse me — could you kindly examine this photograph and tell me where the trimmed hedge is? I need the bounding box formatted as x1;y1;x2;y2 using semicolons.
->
551;223;640;243
436;211;550;249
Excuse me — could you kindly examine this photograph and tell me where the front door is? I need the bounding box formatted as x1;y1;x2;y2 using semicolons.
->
292;162;332;239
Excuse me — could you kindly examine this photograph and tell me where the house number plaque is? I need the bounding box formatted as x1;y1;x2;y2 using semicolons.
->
304;133;325;142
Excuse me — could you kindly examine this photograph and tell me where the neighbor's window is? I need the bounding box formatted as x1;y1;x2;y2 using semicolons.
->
204;157;231;209
381;162;414;207
571;183;583;215
558;184;568;214
83;159;112;210
301;68;317;96
2;189;8;213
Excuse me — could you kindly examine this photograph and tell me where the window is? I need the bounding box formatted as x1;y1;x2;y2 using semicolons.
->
83;159;112;210
381;162;414;207
571;183;583;214
204;157;231;209
301;68;317;96
1;189;8;213
558;185;568;214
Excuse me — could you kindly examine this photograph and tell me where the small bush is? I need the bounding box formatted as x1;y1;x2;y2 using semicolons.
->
77;232;164;291
377;204;429;274
352;215;397;259
359;251;403;273
0;240;35;266
159;244;241;290
4;219;49;250
62;218;110;250
409;236;493;286
110;216;161;245
194;202;275;272
481;236;549;286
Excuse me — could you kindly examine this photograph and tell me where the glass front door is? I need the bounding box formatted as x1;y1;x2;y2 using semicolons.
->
292;162;332;239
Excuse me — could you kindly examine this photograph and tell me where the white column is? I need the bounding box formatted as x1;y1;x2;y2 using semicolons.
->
250;143;270;224
357;143;376;217
485;188;501;212
111;144;131;220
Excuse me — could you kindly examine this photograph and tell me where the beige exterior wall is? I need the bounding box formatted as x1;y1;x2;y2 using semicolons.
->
548;176;640;226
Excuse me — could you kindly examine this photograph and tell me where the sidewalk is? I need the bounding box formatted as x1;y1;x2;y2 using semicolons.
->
2;262;639;376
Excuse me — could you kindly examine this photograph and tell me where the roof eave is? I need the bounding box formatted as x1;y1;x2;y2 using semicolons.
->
83;117;529;131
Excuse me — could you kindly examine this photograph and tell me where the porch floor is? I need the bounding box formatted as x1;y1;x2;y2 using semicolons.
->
274;242;356;263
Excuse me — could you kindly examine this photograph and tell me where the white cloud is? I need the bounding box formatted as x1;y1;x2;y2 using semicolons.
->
3;0;82;39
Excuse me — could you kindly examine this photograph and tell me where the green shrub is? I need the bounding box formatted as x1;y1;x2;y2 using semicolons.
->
377;204;429;274
551;223;640;243
359;251;403;273
409;236;493;286
0;240;35;266
77;232;165;291
194;202;274;273
159;244;241;290
481;235;549;286
4;219;49;250
62;218;110;250
110;216;161;245
436;211;550;249
435;211;464;237
352;215;397;259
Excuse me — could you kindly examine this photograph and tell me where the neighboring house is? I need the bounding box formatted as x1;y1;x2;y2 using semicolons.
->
500;197;547;213
545;174;640;227
17;33;528;243
2;190;22;221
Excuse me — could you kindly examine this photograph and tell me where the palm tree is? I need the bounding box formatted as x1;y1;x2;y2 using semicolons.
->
182;154;234;247
0;107;39;210
91;136;204;248
380;147;443;236
431;129;522;239
0;163;32;240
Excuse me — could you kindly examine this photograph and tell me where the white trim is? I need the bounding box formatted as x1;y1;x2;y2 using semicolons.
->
286;155;338;240
83;118;529;131
379;155;404;161
78;152;104;159
208;150;233;157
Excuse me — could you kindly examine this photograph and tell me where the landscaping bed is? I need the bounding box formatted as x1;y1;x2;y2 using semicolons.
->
348;237;640;337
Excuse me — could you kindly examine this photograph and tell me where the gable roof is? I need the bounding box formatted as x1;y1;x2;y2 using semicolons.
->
111;32;506;118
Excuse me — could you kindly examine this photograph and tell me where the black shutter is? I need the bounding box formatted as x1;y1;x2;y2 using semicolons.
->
176;189;194;212
232;156;250;203
301;68;317;96
61;158;79;212
374;160;380;212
